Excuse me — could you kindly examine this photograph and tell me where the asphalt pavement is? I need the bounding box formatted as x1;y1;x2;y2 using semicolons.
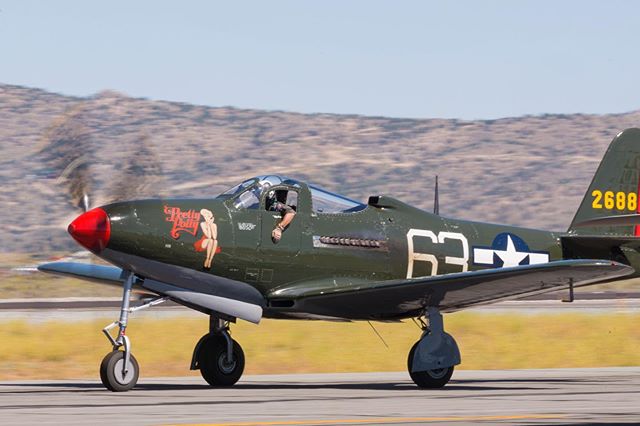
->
1;368;639;425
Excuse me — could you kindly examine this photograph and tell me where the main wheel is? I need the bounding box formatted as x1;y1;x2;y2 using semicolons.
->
197;335;245;387
100;350;139;392
407;341;454;389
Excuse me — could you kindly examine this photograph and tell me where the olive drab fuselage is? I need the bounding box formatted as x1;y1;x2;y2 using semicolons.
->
102;177;564;318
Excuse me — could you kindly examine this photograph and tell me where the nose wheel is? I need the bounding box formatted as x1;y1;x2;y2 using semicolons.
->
100;350;140;392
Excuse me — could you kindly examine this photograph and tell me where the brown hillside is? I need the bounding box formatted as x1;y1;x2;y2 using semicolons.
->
1;83;639;253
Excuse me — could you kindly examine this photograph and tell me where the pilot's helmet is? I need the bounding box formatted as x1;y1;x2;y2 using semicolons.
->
259;181;272;192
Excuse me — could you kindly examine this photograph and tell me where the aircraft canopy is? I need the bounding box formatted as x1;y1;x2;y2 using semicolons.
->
219;175;366;213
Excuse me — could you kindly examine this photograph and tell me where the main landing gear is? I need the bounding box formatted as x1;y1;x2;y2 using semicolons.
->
190;317;245;387
99;273;168;391
407;307;460;388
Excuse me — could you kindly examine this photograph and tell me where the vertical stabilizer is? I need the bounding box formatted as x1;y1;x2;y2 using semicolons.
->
569;128;640;236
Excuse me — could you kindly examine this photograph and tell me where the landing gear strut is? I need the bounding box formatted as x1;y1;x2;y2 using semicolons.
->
191;317;245;387
408;307;460;388
99;273;168;391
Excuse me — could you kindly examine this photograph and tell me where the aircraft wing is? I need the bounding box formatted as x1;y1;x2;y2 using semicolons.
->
40;259;633;322
270;260;634;320
38;262;128;286
38;260;266;324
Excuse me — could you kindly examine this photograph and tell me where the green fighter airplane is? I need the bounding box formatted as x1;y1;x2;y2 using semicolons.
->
39;129;640;392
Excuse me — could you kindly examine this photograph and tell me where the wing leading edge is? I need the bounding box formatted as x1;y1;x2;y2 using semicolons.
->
38;262;128;285
270;260;634;320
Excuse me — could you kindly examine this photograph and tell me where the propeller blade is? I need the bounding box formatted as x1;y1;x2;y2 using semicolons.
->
57;154;93;212
40;112;94;212
106;133;164;203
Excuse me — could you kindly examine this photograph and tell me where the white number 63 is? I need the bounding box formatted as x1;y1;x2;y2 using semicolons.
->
406;229;469;278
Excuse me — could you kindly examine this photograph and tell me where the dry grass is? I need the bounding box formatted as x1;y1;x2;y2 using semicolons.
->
1;312;638;380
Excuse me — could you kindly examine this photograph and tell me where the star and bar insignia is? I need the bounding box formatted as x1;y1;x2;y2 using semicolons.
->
473;233;549;268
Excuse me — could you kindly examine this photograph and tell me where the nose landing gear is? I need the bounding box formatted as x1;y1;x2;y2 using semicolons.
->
99;273;168;392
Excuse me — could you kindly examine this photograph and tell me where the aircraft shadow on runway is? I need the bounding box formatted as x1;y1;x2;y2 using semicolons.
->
0;379;555;393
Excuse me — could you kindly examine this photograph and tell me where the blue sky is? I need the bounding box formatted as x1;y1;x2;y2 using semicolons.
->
1;1;639;119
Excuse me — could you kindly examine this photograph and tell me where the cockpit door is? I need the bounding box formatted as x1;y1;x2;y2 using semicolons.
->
259;185;302;259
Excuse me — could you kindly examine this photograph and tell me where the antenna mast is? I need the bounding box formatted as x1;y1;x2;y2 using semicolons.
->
433;175;439;215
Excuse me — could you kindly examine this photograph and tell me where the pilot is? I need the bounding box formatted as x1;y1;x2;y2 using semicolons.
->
267;190;296;243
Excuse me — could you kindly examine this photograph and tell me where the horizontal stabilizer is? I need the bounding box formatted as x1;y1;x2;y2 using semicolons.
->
573;214;640;227
562;235;640;253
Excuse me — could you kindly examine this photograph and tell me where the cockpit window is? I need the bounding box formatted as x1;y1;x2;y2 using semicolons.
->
229;176;294;210
265;189;298;212
221;178;257;197
233;186;261;209
309;185;366;213
223;175;363;213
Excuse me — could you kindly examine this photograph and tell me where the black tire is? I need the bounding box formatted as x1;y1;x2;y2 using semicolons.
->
407;341;454;389
197;335;245;387
99;350;139;392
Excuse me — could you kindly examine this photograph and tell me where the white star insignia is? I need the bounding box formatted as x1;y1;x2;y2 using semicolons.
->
494;235;529;267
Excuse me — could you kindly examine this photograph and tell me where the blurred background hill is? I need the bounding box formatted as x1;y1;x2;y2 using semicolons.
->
2;83;640;254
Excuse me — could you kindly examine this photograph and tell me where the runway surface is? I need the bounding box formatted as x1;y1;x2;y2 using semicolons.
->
1;368;639;425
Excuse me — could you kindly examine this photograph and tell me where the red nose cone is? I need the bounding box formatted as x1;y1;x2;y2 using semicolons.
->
68;208;111;253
